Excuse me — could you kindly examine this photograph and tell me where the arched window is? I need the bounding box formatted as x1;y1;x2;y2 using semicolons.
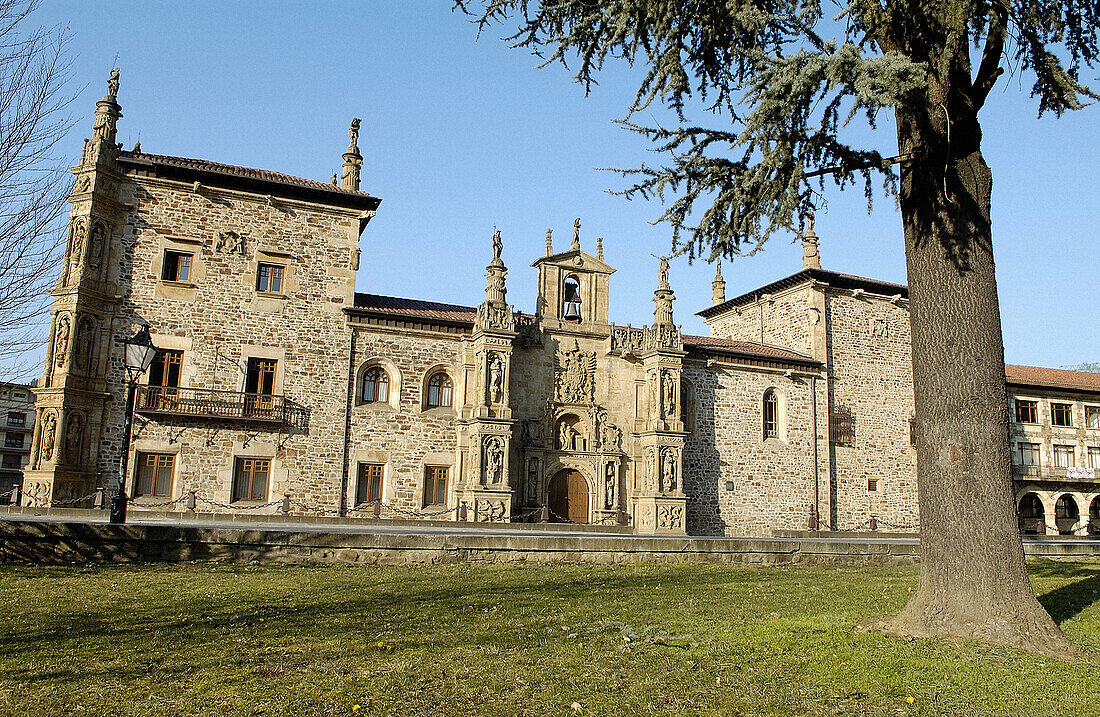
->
1054;494;1079;535
762;389;779;440
361;366;389;404
426;372;453;408
1018;493;1045;535
562;275;582;321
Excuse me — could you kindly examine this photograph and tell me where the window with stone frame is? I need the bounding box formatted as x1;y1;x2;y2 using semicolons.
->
256;262;286;293
5;433;24;448
1051;402;1073;427
867;478;879;492
423;465;448;507
1018;442;1041;466
356;462;383;505
6;412;25;427
831;406;854;445
1014;399;1038;424
232;457;270;502
1086;405;1100;430
161;250;193;282
762;389;779;440
1053;444;1075;468
361;366;390;404
1088;446;1100;469
135;452;175;497
426;372;452;408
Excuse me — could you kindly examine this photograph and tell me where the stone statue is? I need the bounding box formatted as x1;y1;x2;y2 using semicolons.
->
662;448;678;492
527;457;539;504
107;67;120;100
40;412;56;462
65;412;84;464
801;212;821;271
604;462;617;509
647;448;658;492
570;217;581;251
488;354;504;404
484;437;504;484
545;228;553;256
75;318;94;370
491;229;503;262
648;370;659;417
348;117;361;148
87;224;104;276
54;316;70;366
69;222;86;274
558;420;576;451
658;255;670;289
662;371;676;420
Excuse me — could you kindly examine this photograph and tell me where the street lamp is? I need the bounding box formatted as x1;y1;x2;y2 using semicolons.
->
108;324;156;524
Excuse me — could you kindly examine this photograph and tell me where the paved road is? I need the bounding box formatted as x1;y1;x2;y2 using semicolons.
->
4;512;1097;548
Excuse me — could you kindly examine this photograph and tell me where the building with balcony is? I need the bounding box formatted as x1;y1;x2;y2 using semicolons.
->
0;381;35;503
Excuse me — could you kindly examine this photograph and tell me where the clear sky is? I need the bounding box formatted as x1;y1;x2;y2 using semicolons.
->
33;1;1100;369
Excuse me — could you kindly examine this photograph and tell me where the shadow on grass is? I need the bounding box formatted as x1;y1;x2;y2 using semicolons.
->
1037;573;1100;625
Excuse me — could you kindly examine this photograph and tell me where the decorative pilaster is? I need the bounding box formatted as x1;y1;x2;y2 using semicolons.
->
632;256;688;534
340;118;362;192
457;230;517;521
25;69;130;506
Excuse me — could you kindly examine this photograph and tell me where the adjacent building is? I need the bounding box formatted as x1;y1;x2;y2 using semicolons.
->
19;71;1099;536
0;381;35;503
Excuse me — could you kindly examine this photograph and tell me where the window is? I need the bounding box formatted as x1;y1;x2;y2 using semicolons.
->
867;479;878;492
232;457;270;502
13;391;25;400
361;366;389;404
4;434;24;449
244;358;278;417
1051;402;1073;427
762;389;778;440
426;372;452;408
1053;444;1075;468
356;462;383;505
2;454;20;470
423;465;448;506
162;250;193;282
149;350;183;389
256;263;285;293
135;452;175;497
1014;399;1038;424
1086;406;1100;429
1088;446;1100;469
6;412;25;427
1019;442;1041;466
562;275;581;320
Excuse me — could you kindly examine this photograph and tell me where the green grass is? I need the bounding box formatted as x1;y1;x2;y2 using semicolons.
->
0;560;1097;716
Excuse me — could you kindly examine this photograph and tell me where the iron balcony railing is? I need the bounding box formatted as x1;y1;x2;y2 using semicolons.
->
134;386;309;431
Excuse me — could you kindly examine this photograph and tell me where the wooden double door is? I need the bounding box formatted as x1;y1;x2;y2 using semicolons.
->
547;469;589;524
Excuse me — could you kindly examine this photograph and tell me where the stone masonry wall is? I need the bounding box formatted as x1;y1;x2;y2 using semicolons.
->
108;176;362;514
706;285;813;355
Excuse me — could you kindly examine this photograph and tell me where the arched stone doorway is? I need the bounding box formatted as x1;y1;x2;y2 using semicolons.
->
1054;494;1080;535
1089;496;1100;536
548;469;589;524
1018;493;1045;535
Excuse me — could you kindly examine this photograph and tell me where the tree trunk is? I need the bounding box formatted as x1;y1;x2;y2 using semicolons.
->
881;81;1078;658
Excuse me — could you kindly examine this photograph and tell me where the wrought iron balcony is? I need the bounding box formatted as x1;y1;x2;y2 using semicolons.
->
134;386;309;431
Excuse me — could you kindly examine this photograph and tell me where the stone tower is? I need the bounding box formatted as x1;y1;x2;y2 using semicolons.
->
23;69;131;506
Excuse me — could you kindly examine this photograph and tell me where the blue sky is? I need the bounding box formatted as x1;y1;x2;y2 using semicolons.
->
35;2;1099;368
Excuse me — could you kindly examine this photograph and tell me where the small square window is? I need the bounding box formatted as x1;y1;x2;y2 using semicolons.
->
135;452;175;497
1051;403;1073;427
423;465;448;507
162;250;193;282
867;479;878;492
232;457;270;502
356;462;383;505
1014;400;1037;424
1053;444;1075;468
256;263;285;293
1019;442;1041;466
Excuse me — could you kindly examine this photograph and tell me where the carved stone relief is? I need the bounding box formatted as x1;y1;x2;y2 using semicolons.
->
54;315;71;367
74;316;96;372
661;447;678;493
64;411;85;464
604;461;619;509
487;353;505;404
657;504;683;530
213;230;246;255
86;222;106;278
526;456;540;504
67;220;86;282
662;369;677;420
40;410;56;462
483;435;504;485
555;340;596;405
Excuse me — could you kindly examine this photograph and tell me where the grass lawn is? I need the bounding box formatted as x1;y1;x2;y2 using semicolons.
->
0;559;1097;716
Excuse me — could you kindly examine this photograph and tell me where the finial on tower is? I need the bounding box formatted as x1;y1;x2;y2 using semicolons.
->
90;67;123;154
596;236;604;261
653;255;675;326
340;118;363;192
570;217;581;252
107;67;120;101
491;228;503;265
545;228;553;256
801;212;821;271
657;255;670;290
711;260;726;305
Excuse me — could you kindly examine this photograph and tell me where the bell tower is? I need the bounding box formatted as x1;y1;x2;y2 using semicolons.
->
531;218;615;337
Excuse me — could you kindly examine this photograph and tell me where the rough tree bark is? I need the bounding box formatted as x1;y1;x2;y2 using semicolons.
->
880;50;1079;658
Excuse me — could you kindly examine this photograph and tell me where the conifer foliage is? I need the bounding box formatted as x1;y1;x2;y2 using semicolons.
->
457;0;1098;658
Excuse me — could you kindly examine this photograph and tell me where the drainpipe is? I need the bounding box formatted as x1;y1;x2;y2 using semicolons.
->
338;328;356;517
811;373;819;531
757;293;764;344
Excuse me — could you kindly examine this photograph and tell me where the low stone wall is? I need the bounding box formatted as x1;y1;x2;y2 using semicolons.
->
0;519;1094;567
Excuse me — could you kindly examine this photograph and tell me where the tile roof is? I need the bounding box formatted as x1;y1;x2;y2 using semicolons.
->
697;267;908;318
116;151;381;210
682;334;819;365
1005;365;1100;394
353;293;477;324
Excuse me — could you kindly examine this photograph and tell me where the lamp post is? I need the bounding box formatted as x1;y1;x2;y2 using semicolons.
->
109;324;156;524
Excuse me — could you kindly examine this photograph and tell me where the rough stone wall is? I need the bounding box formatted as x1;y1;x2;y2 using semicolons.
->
347;327;466;514
683;362;824;536
823;291;917;531
706;285;813;354
109;176;361;513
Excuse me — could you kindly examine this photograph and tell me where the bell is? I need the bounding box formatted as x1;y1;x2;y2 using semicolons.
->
563;300;581;321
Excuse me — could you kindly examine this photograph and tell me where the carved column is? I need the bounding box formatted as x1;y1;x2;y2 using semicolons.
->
456;231;517;522
631;257;688;534
23;69;128;506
